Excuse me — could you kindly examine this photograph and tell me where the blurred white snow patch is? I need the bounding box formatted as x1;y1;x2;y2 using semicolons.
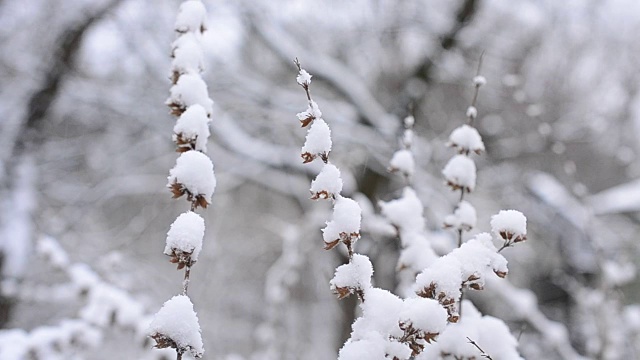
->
528;172;590;229
201;3;244;64
1;157;36;279
588;178;640;214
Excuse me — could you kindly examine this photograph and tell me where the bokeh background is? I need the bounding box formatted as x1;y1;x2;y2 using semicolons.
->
1;0;640;359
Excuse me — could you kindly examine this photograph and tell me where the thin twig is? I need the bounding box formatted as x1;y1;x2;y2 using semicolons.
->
183;265;191;295
467;337;494;359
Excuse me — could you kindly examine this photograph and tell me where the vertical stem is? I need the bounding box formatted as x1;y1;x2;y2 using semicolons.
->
183;265;191;296
177;350;183;360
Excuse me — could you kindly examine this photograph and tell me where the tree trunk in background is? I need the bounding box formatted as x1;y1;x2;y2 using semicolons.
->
0;0;124;328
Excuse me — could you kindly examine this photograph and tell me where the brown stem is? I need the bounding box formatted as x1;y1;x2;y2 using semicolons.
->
176;350;183;360
183;265;191;295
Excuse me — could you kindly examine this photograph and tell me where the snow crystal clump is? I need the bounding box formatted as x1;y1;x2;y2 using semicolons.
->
149;295;204;358
389;149;415;177
165;211;205;262
322;196;362;249
168;150;216;204
448;124;485;154
442;155;476;192
171;33;204;77
443;200;477;231
168;73;213;116
399;297;448;335
466;106;478;119
490;210;527;242
301;119;332;163
175;0;207;33
339;337;387;360
310;162;343;199
330;254;373;298
379;187;425;235
296;69;312;86
297;100;323;127
173;104;211;152
473;75;487;87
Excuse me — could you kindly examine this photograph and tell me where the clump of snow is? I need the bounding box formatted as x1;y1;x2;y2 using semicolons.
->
448;124;485;154
442;155;476;192
175;0;207;33
389;149;415;178
473;75;487;87
356;288;404;338
296;100;323;127
167;73;213;116
310;162;343;199
301;119;332;163
339;336;387;360
404;115;415;128
466;106;478;119
414;234;508;321
296;69;312;86
322;196;362;249
168;150;216;204
490;210;527;243
397;235;437;273
443;200;477;231
173;104;211;152
399;297;448;335
431;301;524;360
165;211;205;263
379;187;425;236
149;295;204;358
171;33;204;77
330;254;373;298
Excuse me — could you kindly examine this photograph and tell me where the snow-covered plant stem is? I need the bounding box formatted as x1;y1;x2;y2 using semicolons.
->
408;56;529;359
149;1;214;359
295;62;452;360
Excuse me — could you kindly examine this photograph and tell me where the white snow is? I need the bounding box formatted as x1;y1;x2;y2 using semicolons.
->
389;149;415;177
175;0;207;33
339;337;387;360
310;162;343;199
397;235;437;273
171;32;204;76
173;104;211;152
473;75;487;87
296;100;323;125
165;211;205;262
330;253;373;294
296;69;312;86
466;106;478;119
442;155;476;191
404;115;415;127
399;297;448;335
322;196;362;246
490;210;527;242
379;187;425;236
443;200;477;231
36;236;69;269
167;150;217;204
448;124;485;154
356;288;404;339
301;119;332;162
167;73;214;116
149;295;204;358
433;301;523;360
